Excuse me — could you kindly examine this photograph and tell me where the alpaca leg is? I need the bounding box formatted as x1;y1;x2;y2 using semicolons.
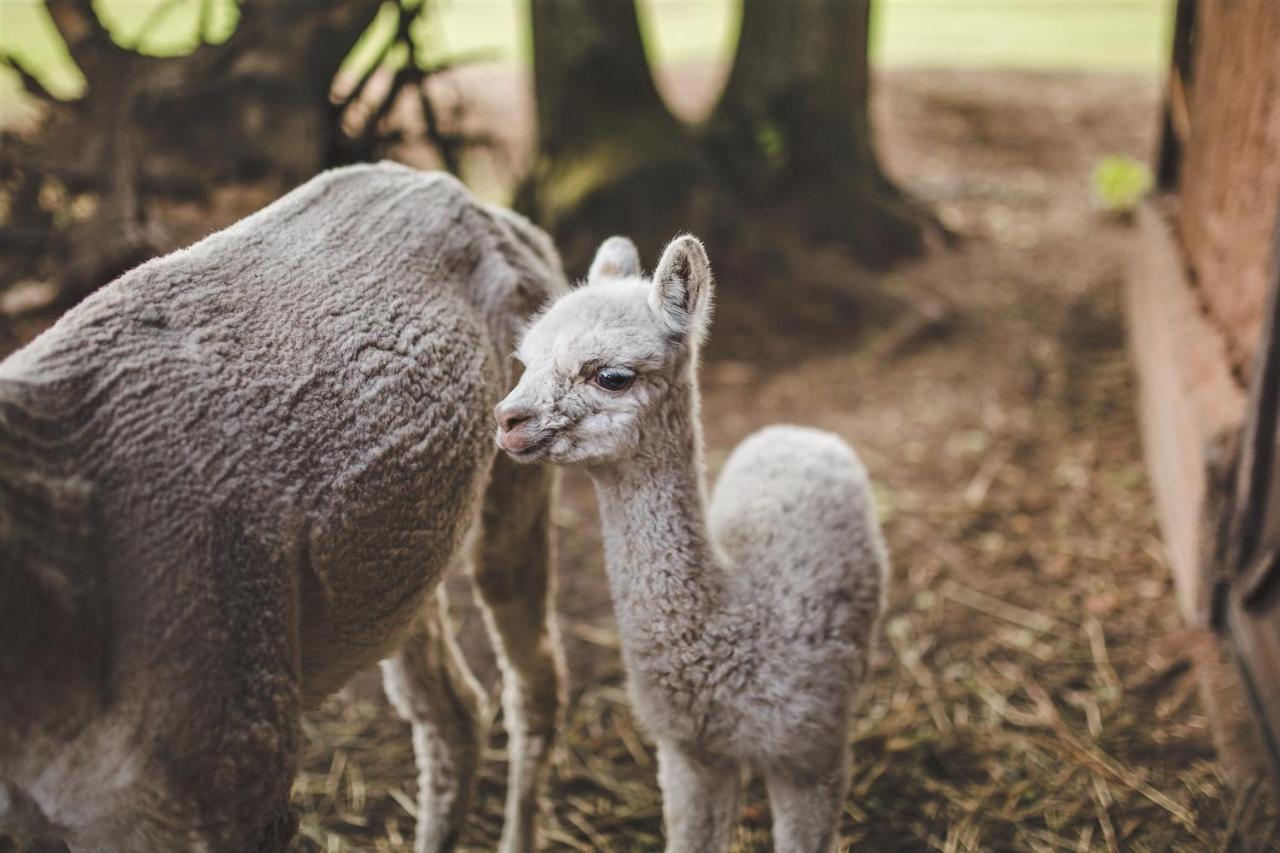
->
656;741;741;853
764;756;850;853
382;588;487;853
471;455;565;853
178;538;301;853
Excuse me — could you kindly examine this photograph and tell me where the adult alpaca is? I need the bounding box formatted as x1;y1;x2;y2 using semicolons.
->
0;163;566;853
494;235;888;852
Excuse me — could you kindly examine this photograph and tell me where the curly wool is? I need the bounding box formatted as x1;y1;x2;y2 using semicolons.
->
0;163;565;852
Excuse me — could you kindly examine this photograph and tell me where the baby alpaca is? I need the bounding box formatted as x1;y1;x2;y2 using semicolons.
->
494;235;889;852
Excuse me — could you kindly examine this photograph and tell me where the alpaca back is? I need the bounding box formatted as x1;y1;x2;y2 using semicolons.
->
709;425;887;642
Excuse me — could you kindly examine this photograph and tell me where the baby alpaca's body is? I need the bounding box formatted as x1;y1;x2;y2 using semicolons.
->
625;426;882;757
496;235;888;852
596;422;884;853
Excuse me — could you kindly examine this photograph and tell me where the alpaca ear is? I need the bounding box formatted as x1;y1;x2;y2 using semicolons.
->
650;235;713;341
588;236;641;284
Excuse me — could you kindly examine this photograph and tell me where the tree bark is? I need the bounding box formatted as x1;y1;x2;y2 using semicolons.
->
518;0;705;274
521;0;928;279
709;0;926;263
530;0;674;156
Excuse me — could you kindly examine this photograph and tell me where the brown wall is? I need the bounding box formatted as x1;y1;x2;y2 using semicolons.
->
1177;0;1280;379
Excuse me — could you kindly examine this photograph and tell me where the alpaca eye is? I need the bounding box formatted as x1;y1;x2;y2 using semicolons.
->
593;367;636;392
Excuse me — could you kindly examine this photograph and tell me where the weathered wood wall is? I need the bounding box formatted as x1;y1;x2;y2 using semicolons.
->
1144;0;1280;782
1176;0;1280;378
1128;205;1246;621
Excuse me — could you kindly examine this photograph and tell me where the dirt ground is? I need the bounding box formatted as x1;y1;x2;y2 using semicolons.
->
278;68;1280;851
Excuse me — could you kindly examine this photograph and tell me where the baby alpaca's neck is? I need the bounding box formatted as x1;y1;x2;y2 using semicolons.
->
589;381;729;652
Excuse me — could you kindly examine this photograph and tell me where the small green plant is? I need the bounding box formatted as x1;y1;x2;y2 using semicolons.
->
755;121;787;171
1092;154;1153;216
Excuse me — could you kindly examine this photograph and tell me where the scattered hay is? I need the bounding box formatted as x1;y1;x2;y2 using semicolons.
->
289;240;1280;852
292;567;1274;851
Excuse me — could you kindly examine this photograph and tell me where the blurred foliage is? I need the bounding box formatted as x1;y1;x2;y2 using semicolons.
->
755;121;786;170
0;0;1174;106
96;0;242;54
340;0;453;83
1093;154;1153;215
0;0;440;100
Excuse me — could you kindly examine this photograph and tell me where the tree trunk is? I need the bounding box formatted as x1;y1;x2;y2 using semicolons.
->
530;0;672;156
521;0;928;282
709;0;926;263
517;0;706;274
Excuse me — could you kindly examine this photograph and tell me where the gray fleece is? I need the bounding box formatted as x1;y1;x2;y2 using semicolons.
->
0;162;566;852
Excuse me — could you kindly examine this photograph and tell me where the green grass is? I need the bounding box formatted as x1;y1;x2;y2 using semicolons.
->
421;0;1172;72
0;0;1172;104
876;0;1173;73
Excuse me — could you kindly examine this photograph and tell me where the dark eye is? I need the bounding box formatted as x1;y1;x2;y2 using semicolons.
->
593;367;636;392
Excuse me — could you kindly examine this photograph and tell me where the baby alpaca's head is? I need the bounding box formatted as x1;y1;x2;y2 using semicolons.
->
494;234;713;466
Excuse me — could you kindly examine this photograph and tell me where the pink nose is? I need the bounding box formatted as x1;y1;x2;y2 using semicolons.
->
494;403;535;433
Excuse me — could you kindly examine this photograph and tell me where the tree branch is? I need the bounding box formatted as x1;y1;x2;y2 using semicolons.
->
337;1;418;144
332;14;400;113
418;91;456;174
46;0;122;71
0;52;59;102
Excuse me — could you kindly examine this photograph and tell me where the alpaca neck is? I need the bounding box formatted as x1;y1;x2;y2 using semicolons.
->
588;371;729;651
